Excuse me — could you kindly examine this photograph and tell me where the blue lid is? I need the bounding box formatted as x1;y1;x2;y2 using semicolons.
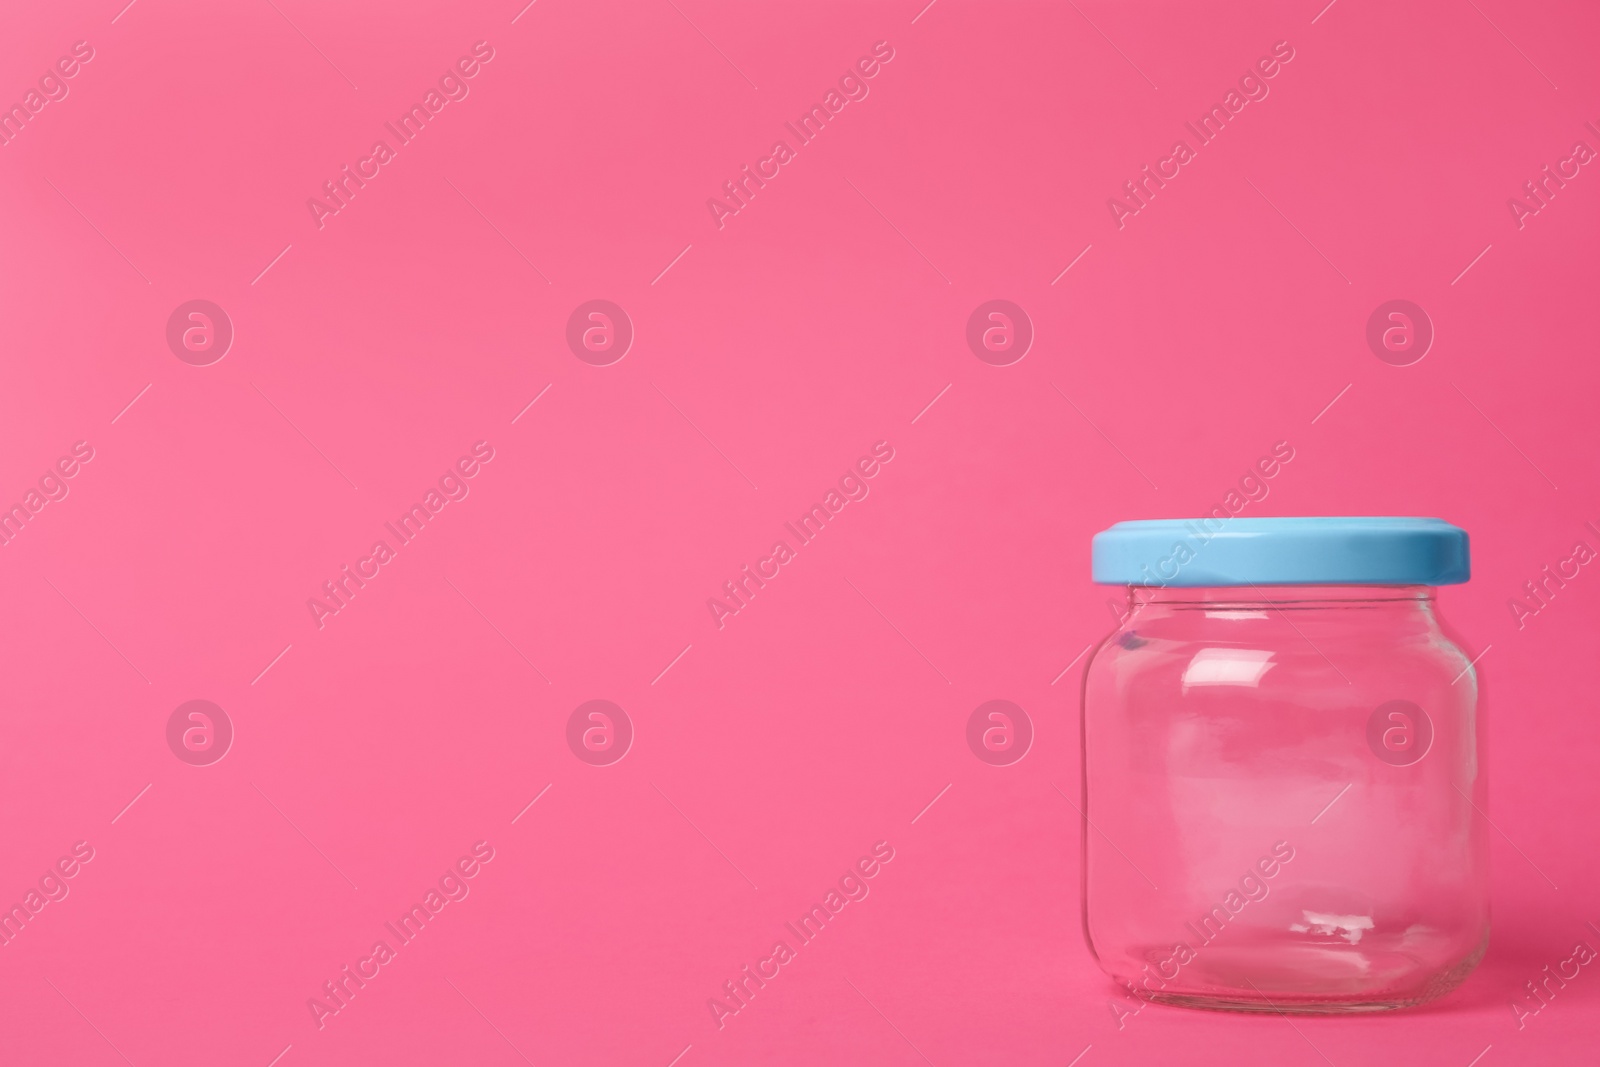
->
1092;517;1469;586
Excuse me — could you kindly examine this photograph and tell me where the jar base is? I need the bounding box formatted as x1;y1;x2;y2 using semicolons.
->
1143;991;1423;1015
1131;938;1487;1016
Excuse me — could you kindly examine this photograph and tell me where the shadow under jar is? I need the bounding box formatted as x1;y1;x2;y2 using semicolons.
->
1081;518;1488;1013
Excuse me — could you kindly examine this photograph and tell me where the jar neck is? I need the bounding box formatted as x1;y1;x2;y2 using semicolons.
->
1114;584;1438;629
1129;584;1434;609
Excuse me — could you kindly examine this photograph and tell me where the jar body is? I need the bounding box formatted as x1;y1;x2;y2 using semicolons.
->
1080;585;1488;1013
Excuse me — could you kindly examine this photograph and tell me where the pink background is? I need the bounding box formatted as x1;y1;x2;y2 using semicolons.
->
2;0;1598;1063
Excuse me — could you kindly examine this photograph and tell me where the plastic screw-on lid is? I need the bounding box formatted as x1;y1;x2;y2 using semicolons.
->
1091;517;1470;587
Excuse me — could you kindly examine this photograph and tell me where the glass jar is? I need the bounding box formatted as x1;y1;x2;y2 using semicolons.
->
1081;518;1486;1013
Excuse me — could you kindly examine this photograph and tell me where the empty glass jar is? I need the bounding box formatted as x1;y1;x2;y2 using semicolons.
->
1081;518;1487;1013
